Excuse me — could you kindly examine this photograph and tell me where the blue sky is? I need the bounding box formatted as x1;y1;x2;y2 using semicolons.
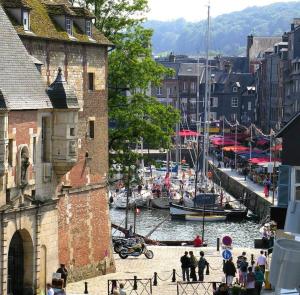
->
147;0;298;21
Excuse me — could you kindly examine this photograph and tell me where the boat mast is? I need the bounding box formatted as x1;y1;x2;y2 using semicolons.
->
202;3;211;190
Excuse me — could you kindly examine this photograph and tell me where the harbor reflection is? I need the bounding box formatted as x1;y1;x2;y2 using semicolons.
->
110;208;261;248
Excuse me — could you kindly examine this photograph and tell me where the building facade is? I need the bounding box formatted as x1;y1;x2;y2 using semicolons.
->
0;0;115;293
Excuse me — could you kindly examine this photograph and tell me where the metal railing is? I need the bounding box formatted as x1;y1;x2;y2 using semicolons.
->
108;277;152;295
177;281;221;295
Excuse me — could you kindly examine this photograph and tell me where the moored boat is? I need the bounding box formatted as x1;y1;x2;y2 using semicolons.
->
170;202;248;221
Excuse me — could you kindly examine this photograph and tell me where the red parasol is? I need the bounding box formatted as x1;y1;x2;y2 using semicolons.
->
222;146;249;152
270;144;282;152
178;129;199;137
249;157;281;164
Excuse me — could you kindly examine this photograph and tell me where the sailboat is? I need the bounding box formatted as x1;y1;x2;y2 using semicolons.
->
169;4;247;222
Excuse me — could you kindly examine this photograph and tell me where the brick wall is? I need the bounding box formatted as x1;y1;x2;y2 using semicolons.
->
22;37;115;280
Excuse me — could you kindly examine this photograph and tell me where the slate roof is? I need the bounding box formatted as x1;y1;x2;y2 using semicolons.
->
0;5;52;110
276;111;300;137
157;61;181;76
47;68;79;109
212;72;254;93
178;63;205;77
1;0;112;46
248;36;282;60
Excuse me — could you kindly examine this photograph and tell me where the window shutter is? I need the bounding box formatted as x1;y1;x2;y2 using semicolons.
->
277;165;291;207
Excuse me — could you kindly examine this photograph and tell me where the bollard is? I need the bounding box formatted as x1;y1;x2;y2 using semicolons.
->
153;272;158;286
251;254;255;266
133;276;138;290
172;269;176;282
206;263;210;275
212;282;217;291
111;280;117;294
217;238;220;251
264;270;272;290
84;282;88;294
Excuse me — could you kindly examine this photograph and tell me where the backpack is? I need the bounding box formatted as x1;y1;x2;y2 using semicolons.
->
198;257;207;271
240;260;248;272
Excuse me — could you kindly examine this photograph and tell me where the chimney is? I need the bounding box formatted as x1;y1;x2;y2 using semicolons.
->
169;52;175;62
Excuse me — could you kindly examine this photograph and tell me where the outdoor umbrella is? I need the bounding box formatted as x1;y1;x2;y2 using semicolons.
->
178;130;199;137
222;146;249;152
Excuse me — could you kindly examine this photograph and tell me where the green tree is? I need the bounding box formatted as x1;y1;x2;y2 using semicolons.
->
78;0;180;176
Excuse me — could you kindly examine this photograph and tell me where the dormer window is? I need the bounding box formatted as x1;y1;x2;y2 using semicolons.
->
233;87;238;93
86;20;92;37
66;17;73;35
23;10;30;31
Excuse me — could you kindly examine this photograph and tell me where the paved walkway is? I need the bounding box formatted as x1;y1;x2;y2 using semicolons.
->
210;159;277;206
67;246;268;295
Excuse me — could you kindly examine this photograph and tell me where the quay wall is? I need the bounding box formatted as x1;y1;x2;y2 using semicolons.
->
209;163;271;220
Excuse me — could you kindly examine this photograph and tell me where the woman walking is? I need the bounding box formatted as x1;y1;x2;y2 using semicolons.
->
254;266;264;295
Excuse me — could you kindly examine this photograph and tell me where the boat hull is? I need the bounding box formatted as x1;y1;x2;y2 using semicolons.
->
170;203;247;221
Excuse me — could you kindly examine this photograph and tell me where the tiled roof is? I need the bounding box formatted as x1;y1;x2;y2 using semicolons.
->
71;7;94;18
0;0;31;9
1;0;112;46
46;3;76;16
47;68;79;109
0;5;52;110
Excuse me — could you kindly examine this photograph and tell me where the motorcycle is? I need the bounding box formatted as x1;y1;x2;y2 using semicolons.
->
118;243;154;259
112;237;141;253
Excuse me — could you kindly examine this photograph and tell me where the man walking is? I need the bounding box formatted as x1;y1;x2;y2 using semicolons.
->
198;251;208;282
189;251;198;281
256;250;267;274
236;251;246;284
223;257;236;286
180;251;191;282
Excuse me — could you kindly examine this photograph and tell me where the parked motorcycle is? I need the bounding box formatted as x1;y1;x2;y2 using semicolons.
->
118;242;154;259
112;237;139;253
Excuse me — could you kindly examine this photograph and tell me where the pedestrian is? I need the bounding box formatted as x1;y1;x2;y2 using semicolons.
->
180;251;191;282
56;264;68;288
198;251;208;282
254;266;264;295
119;283;127;295
256;250;267;273
189;251;198;281
223;257;236;286
245;267;256;295
239;257;249;286
243;167;248;181
236;252;246;284
194;235;203;247
46;283;54;295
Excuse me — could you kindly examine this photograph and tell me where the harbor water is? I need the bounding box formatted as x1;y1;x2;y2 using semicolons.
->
110;207;261;248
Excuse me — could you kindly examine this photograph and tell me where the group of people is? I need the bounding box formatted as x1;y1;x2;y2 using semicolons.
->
180;251;208;282
222;251;267;295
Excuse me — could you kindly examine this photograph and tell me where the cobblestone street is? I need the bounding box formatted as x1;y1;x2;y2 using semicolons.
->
67;246;264;295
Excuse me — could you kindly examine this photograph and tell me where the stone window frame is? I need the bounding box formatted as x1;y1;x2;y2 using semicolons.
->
88;72;95;91
88;117;95;140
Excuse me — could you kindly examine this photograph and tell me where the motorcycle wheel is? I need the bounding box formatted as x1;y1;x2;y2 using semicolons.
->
119;250;128;259
114;245;123;253
145;250;154;259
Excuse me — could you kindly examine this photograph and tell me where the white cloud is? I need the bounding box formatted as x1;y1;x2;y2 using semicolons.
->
147;0;299;21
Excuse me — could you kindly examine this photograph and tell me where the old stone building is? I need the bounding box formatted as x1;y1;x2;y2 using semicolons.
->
0;0;114;293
